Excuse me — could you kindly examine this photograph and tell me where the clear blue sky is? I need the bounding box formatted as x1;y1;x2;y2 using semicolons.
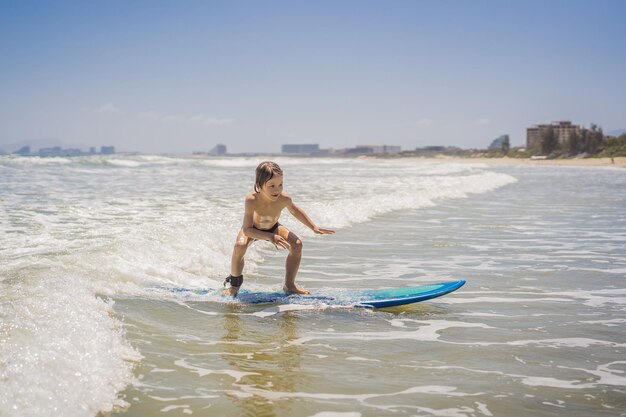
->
1;0;625;153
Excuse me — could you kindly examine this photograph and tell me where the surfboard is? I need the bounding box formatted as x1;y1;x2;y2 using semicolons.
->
169;280;465;308
344;280;465;308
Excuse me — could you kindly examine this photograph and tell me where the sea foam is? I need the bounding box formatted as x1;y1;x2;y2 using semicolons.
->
0;156;519;416
0;271;141;417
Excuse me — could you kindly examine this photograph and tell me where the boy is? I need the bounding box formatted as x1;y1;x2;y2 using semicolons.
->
224;161;335;296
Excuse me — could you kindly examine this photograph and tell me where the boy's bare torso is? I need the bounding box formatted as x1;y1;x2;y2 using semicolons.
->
248;192;288;230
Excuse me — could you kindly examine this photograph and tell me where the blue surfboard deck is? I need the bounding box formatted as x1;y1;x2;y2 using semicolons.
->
168;280;465;308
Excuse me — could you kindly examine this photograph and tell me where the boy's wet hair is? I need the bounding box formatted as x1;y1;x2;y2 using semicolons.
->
255;161;283;192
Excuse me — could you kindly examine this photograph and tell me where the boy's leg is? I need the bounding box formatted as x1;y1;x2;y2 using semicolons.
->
231;229;252;276
276;225;309;294
226;229;253;295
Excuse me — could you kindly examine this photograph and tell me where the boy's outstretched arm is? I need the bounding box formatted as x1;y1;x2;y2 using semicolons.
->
286;197;335;235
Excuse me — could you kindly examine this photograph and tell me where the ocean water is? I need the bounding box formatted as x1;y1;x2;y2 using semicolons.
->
1;155;625;417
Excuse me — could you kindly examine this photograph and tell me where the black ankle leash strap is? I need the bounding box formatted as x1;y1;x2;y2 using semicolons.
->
224;275;244;288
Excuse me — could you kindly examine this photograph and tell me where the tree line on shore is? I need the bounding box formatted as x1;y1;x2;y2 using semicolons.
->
389;122;625;159
537;124;626;158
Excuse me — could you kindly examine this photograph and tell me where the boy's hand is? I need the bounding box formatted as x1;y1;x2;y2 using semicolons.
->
272;234;291;250
313;226;335;235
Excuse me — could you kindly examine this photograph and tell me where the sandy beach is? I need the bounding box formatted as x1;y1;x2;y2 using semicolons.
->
426;156;626;168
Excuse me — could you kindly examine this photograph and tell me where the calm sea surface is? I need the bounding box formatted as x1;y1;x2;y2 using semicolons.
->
1;156;625;417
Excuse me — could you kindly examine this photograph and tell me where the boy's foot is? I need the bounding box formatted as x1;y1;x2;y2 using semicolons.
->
221;287;240;297
283;285;310;295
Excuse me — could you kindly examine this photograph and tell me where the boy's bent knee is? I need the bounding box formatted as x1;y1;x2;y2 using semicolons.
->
290;239;303;254
233;241;248;255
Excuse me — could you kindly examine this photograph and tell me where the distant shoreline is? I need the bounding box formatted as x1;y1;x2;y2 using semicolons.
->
3;152;624;168
362;155;626;168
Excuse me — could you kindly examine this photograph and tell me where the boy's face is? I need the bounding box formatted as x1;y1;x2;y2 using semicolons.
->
261;175;283;201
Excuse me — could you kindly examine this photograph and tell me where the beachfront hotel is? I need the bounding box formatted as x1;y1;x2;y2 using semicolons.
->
526;121;582;149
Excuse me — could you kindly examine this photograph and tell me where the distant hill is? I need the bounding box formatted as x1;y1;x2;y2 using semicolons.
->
607;128;626;137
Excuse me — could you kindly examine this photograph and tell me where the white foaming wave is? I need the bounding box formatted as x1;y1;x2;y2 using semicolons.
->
346;356;381;362
198;156;357;169
288;318;626;351
231;383;484;401
225;383;486;417
173;358;260;382
0;200;268;301
419;365;596;390
39;196;257;297
417;362;626;389
1;158;517;302
199;157;268;168
439;288;626;308
572;361;626;387
387;319;626;349
460;312;515;318
7;155;251;169
0;155;72;165
506;338;626;348
0;271;141;417
580;318;626;326
435;296;571;304
542;289;626;307
288;320;494;345
392;161;490;176
136;155;183;163
86;215;254;295
299;170;517;230
197;157;489;175
105;158;143;167
250;303;350;318
61;155;198;168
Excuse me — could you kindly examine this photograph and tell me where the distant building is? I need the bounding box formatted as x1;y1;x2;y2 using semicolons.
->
416;146;445;152
527;121;582;149
488;135;510;152
357;145;401;154
63;148;83;156
209;144;227;155
344;146;375;155
340;145;402;155
8;144;121;157
39;146;63;156
38;147;85;156
282;144;320;154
